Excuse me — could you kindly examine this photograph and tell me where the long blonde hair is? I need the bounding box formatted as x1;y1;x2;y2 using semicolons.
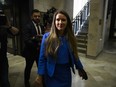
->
45;10;78;60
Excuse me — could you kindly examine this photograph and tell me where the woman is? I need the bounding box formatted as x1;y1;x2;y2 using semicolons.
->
35;10;88;87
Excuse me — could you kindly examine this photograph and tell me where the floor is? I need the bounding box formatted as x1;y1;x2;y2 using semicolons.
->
8;40;116;87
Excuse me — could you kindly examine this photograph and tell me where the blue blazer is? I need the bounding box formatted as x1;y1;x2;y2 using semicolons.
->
38;32;83;77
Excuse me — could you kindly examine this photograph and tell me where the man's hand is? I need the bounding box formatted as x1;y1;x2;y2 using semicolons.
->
9;26;19;35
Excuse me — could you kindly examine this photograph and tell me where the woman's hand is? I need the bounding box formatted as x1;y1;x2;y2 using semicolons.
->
78;69;88;80
34;75;43;87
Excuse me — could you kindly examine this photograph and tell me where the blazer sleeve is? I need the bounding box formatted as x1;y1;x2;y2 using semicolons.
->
23;24;37;47
74;58;83;69
66;40;83;70
37;33;49;75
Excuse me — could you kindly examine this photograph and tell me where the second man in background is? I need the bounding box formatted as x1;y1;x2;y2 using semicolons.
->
22;9;45;87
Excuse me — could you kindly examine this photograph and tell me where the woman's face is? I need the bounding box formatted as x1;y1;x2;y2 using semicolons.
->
55;13;67;33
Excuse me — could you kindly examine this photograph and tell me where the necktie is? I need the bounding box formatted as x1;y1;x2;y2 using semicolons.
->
36;24;40;35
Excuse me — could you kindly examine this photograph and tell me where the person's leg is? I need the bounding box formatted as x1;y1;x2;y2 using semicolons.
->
0;33;10;87
35;49;40;67
0;57;10;87
35;54;39;67
24;56;34;87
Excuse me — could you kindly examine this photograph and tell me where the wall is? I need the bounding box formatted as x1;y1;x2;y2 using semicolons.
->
87;0;105;57
33;0;73;19
102;0;110;43
63;0;74;20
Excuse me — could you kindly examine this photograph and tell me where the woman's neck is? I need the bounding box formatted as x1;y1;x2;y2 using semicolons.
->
58;30;64;36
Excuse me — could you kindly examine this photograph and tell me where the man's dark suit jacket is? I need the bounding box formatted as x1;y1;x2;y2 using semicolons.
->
22;21;45;58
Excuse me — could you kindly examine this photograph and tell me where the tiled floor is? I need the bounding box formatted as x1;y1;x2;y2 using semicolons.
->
8;40;116;87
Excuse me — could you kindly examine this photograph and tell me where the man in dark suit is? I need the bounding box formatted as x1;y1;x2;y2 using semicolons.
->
0;10;10;87
0;8;19;87
22;9;45;87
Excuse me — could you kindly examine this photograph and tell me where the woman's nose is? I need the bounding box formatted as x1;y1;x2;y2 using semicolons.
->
59;20;62;24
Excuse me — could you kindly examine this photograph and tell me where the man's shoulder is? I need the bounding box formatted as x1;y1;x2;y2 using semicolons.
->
24;21;34;29
40;24;44;29
26;21;33;26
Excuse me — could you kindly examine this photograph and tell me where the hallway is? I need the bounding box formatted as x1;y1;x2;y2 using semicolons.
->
8;47;116;87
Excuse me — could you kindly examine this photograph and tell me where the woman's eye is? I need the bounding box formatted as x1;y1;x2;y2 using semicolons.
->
56;19;60;21
56;19;66;22
62;19;66;21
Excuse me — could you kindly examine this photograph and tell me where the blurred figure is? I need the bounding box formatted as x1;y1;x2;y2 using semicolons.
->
0;8;19;87
22;9;45;87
